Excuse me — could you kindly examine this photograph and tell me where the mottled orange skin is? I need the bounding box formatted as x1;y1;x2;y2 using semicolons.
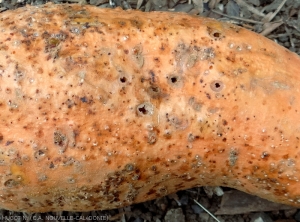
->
0;3;300;212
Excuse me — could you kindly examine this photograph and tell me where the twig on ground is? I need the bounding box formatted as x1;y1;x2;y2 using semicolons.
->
136;0;143;9
109;0;115;7
234;0;265;17
285;26;295;49
288;21;300;33
268;33;290;38
193;199;221;222
260;20;284;36
211;9;263;24
262;0;288;23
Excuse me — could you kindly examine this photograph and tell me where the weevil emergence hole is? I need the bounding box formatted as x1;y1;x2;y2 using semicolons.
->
171;77;177;83
167;75;183;87
213;32;221;38
207;27;224;40
210;80;224;92
139;107;147;114
120;77;127;83
137;102;154;116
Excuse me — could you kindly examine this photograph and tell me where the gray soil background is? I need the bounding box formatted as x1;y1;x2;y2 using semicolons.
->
0;0;300;222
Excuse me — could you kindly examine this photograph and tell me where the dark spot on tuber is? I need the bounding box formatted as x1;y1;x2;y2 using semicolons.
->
207;27;224;40
49;162;55;169
137;103;154;116
120;77;127;83
124;163;135;172
210;80;224;92
229;148;238;166
34;150;46;160
5;141;14;146
54;130;68;153
147;85;161;99
80;97;88;103
167;75;183;88
4;179;19;188
148;131;157;145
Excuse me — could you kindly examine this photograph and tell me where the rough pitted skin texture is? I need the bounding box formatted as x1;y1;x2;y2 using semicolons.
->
0;3;300;213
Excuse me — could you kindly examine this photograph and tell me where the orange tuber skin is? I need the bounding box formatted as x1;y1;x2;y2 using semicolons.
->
0;3;300;212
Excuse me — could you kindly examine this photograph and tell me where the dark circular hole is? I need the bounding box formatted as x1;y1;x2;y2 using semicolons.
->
167;75;183;87
137;103;154;116
215;82;221;88
171;77;177;83
213;32;221;38
210;80;224;92
120;77;127;83
138;106;147;115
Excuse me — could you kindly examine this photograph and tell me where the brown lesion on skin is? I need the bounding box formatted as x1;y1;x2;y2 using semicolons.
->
159;43;167;51
172;43;216;73
117;20;127;28
131;44;144;68
147;131;157;145
229;148;239;166
226;51;236;63
129;19;143;30
4;178;19;188
43;31;68;60
147;85;163;99
188;97;202;112
53;130;68;153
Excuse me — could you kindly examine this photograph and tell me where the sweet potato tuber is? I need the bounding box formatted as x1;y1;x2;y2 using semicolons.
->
0;3;300;212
